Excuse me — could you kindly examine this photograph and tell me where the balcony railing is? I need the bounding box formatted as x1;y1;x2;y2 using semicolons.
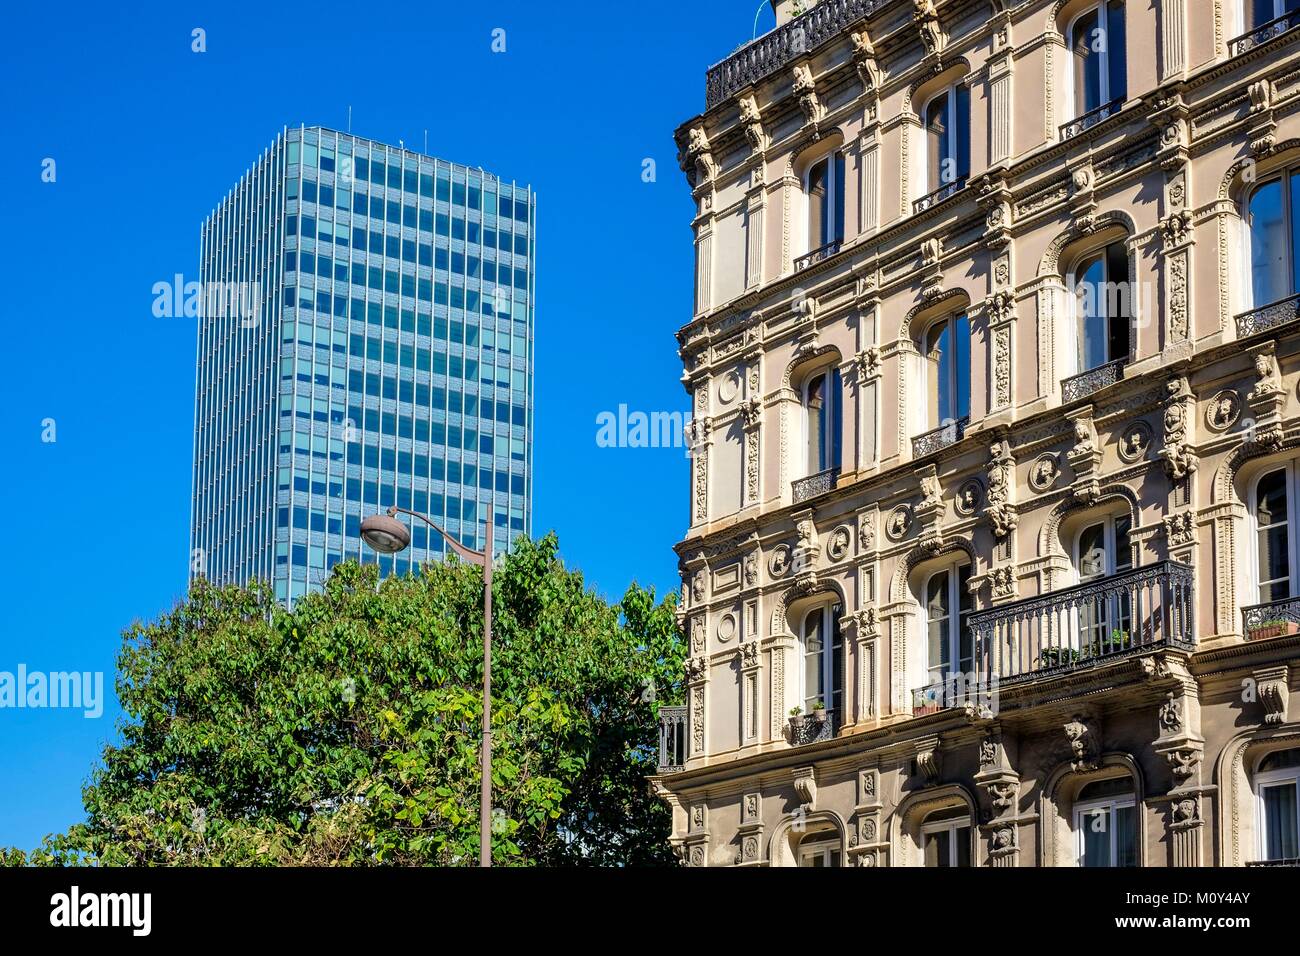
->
1242;595;1300;640
657;705;688;773
1061;357;1126;404
795;239;842;273
792;466;839;504
1059;97;1125;139
704;0;880;109
912;417;969;458
968;561;1195;685
1230;12;1300;56
1236;293;1300;339
789;708;836;746
913;177;967;215
1248;857;1300;867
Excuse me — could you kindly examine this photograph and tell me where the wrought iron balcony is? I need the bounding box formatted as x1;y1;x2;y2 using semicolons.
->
795;239;842;273
657;705;688;773
704;0;880;109
1061;357;1126;404
1248;857;1300;867
789;708;836;746
1059;97;1125;139
792;466;839;504
1236;293;1300;339
913;177;967;215
968;561;1195;685
912;417;969;458
1242;595;1300;640
1231;12;1300;56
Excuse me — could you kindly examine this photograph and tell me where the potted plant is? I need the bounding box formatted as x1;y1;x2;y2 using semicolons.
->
1249;618;1300;641
810;700;829;725
788;705;805;732
1039;646;1080;669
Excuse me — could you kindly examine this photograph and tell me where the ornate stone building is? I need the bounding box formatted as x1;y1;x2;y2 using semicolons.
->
654;0;1300;867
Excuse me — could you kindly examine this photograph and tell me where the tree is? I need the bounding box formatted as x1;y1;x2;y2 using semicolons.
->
6;534;683;866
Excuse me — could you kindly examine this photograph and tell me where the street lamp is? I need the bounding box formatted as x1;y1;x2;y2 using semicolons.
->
360;505;494;867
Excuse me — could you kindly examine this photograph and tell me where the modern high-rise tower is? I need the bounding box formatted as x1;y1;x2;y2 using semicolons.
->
190;126;534;606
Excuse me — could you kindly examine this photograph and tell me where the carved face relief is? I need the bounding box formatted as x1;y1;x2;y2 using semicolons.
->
886;506;913;541
955;479;984;516
1029;454;1060;492
1118;421;1153;462
769;544;792;579
1205;390;1242;432
827;526;851;562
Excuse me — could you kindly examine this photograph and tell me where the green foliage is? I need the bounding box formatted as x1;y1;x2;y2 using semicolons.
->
4;534;683;867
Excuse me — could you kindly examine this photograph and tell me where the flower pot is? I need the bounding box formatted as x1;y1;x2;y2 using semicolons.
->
789;715;805;731
1249;621;1300;641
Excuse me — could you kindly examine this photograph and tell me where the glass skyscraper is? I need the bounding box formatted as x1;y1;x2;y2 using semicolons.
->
190;125;534;606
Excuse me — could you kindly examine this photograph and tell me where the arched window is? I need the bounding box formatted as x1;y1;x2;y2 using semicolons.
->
1071;242;1131;373
922;313;971;430
923;85;970;195
1253;467;1295;606
921;807;972;867
797;832;842;867
805;151;845;255
1074;777;1138;867
801;602;844;719
1247;170;1300;310
925;564;973;687
1069;1;1127;120
1257;749;1300;863
803;365;843;477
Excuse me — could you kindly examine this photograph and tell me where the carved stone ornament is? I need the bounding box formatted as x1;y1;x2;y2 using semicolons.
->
1117;420;1153;462
1064;715;1098;771
827;525;852;562
915;742;942;784
1159;691;1183;733
743;550;758;587
769;544;792;579
738;94;768;152
955;478;984;517
850;28;880;92
913;0;945;59
686;127;717;186
985;440;1018;537
739;640;759;668
717;613;737;644
792;63;824;129
1160;378;1198;481
1205;389;1242;432
1256;666;1290;725
886;505;913;541
1164;511;1195;549
793;766;818;810
1029;453;1060;492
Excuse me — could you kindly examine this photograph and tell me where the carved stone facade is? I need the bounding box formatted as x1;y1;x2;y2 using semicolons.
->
657;0;1300;867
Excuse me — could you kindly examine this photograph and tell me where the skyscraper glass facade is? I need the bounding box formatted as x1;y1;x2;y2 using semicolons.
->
191;126;534;606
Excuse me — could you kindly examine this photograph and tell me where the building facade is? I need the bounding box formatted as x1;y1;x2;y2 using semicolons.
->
190;126;534;606
655;0;1300;867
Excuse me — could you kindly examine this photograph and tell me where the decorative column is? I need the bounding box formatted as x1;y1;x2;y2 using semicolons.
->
987;18;1014;166
1149;659;1206;866
684;802;710;867
738;638;761;746
737;792;767;866
742;350;763;509
974;724;1021;867
1158;0;1187;82
854;505;880;723
685;636;708;763
688;377;712;528
849;766;886;867
1031;276;1067;402
853;278;882;471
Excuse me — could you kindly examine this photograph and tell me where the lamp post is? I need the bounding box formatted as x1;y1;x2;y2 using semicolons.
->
360;505;493;867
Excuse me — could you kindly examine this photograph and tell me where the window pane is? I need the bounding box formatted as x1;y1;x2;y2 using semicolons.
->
1114;514;1133;571
1116;804;1137;867
1264;782;1299;861
955;826;972;867
1106;0;1127;103
808;159;829;249
831;604;844;713
927;320;952;425
1105;243;1130;361
1257;470;1291;602
1073;10;1101;115
804;610;825;708
927;571;951;680
955;85;971;179
1290;171;1300;300
830;368;843;470
1250;179;1289;307
925;829;950;867
1081;808;1111;866
806;374;826;473
1252;0;1275;31
927;93;949;190
954;313;971;420
833;153;846;243
1079;523;1107;579
1076;254;1108;371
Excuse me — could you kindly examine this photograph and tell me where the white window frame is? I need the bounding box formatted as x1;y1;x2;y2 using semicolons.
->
1065;242;1131;377
800;602;844;716
801;365;841;478
802;150;844;257
1244;170;1300;311
922;562;973;687
920;85;967;196
1074;791;1138;867
919;313;970;432
1066;2;1126;121
921;815;972;867
1250;463;1300;608
1256;756;1300;862
798;835;842;868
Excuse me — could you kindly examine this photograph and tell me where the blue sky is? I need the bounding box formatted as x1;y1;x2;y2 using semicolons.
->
0;0;776;850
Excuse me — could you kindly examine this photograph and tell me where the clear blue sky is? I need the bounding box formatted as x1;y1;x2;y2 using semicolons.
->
0;0;776;850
